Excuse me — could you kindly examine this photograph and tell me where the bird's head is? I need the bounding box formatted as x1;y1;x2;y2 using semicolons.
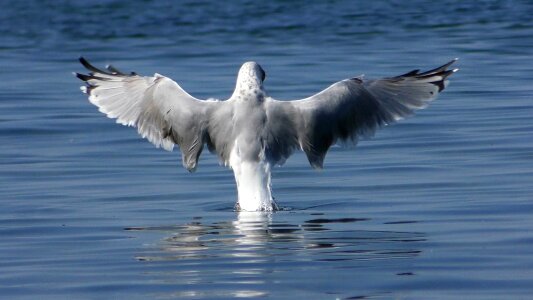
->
232;62;267;100
238;61;266;84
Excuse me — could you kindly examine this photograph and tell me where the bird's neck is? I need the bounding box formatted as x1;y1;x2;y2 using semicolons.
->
231;78;265;101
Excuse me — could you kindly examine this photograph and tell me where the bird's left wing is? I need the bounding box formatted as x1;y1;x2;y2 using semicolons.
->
76;57;220;171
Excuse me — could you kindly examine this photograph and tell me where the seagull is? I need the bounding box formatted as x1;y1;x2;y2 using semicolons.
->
76;57;457;212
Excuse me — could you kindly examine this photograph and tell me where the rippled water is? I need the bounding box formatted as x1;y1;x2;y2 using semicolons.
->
1;0;533;299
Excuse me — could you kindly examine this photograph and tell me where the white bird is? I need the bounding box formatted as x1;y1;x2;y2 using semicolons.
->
76;57;457;212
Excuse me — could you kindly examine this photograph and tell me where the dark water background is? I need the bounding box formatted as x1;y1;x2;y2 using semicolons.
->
1;1;533;299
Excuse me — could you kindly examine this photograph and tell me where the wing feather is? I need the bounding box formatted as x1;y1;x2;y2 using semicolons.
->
76;57;220;171
267;59;458;168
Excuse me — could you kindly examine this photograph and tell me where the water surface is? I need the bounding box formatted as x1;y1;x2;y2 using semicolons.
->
1;1;533;299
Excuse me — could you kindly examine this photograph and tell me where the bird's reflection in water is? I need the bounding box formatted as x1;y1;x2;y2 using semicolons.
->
128;212;425;298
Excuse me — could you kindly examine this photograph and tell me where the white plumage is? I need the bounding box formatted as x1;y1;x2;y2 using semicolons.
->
76;58;457;211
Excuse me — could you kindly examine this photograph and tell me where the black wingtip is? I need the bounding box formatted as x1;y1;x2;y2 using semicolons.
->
75;72;111;83
75;72;91;81
79;56;94;71
79;56;134;77
431;79;446;92
106;64;126;75
420;59;459;93
398;69;420;77
79;56;116;76
417;58;458;77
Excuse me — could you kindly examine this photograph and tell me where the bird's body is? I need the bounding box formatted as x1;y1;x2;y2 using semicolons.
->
76;58;457;211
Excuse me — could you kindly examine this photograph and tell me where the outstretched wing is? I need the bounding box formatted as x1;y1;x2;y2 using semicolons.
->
76;57;219;171
267;59;458;168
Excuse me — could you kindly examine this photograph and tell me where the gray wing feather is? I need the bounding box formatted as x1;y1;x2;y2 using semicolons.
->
205;103;235;166
76;57;219;172
267;59;458;168
264;101;300;165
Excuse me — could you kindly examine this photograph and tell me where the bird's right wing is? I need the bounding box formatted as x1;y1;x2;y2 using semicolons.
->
76;57;220;171
267;59;458;168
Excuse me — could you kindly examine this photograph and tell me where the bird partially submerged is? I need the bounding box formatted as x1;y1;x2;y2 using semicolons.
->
76;57;458;211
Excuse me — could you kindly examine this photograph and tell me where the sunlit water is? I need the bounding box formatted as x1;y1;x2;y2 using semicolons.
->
1;1;533;299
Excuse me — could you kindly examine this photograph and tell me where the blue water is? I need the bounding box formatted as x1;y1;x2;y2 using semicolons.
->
1;0;533;299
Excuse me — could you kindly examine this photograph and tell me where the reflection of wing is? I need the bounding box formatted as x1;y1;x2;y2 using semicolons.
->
268;59;458;168
76;57;221;171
